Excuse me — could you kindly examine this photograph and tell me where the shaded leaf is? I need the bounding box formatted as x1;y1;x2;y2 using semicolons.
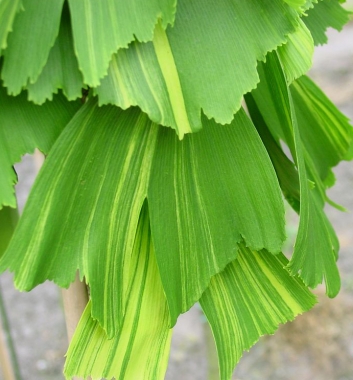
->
97;0;300;137
67;0;176;86
0;85;81;208
250;52;341;297
26;3;83;104
200;244;316;380
0;206;18;257
1;0;65;95
64;205;172;380
303;0;350;45
0;0;22;54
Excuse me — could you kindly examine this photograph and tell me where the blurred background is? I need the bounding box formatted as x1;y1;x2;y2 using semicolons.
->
0;6;353;380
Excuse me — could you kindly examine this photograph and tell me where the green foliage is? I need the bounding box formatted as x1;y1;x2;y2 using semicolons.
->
0;0;352;379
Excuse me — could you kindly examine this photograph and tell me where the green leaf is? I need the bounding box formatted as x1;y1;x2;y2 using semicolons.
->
64;205;172;380
200;244;317;380
148;109;286;325
67;0;176;87
0;100;157;338
250;52;341;297
0;206;18;257
303;0;350;45
26;3;84;104
1;0;65;95
97;0;300;137
0;0;22;54
277;19;314;83
0;100;285;336
0;85;81;208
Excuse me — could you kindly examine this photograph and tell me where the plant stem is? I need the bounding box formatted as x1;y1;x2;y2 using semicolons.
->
0;283;22;380
62;272;89;380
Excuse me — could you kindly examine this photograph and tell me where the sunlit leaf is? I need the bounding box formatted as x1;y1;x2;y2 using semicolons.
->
148;109;286;325
97;0;300;137
277;19;314;83
64;205;172;380
303;0;350;45
67;0;176;87
0;86;81;208
0;206;18;257
1;0;65;95
250;52;341;297
200;244;316;380
0;100;285;336
26;3;83;104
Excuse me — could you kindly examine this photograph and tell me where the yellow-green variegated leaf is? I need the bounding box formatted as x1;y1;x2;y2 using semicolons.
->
148;109;286;325
64;206;172;380
0;100;158;338
250;52;341;297
0;206;18;257
200;244;316;380
277;19;314;83
97;0;300;138
26;3;83;104
303;0;350;45
67;0;176;87
0;100;286;336
1;0;65;95
0;0;22;54
0;85;81;208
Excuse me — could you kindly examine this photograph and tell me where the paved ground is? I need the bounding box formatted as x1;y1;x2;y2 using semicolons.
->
0;16;353;380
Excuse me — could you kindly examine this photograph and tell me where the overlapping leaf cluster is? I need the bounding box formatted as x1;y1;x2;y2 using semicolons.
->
0;0;352;379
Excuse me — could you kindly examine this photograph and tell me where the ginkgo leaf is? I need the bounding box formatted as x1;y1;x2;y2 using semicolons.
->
0;0;22;54
64;205;172;380
1;0;65;95
200;244;316;380
97;0;300;137
26;3;83;104
67;0;176;87
277;19;314;83
303;0;350;45
0;99;286;337
148;109;286;325
250;52;341;297
0;206;18;257
0;85;81;208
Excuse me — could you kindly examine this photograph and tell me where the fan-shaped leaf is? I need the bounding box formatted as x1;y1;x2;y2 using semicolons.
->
0;86;81;208
0;0;22;54
303;0;350;45
97;0;300;137
64;205;172;380
67;0;176;86
200;244;316;380
26;3;83;104
1;0;65;95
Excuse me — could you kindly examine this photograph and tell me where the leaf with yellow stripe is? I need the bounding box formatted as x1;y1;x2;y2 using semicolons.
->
200;244;316;380
0;85;81;209
67;0;176;87
250;52;341;297
97;0;300;138
1;0;65;95
64;205;172;380
0;100;286;337
0;100;158;338
148;109;286;325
